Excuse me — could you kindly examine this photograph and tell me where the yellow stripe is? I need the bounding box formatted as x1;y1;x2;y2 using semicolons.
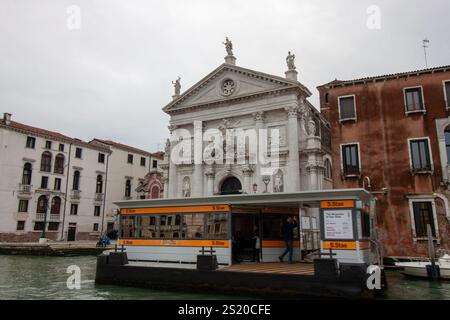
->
322;241;357;250
118;239;229;248
320;200;355;209
121;205;230;215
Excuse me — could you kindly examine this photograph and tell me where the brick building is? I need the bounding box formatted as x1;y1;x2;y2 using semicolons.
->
318;65;450;257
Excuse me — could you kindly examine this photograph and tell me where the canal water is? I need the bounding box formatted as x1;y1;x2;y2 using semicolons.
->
0;255;449;300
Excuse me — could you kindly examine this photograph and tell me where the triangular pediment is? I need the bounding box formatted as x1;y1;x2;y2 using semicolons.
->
163;64;311;113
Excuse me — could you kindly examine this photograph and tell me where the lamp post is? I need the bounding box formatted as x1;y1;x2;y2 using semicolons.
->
262;176;271;193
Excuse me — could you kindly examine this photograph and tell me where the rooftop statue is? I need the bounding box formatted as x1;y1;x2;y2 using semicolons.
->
286;51;296;71
223;37;234;56
172;77;181;96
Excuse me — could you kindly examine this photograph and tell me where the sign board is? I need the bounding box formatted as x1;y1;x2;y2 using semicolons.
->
320;200;354;209
323;209;354;240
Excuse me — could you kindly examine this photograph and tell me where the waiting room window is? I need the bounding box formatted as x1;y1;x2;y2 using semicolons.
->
404;87;424;112
75;147;82;159
94;206;101;217
338;96;356;121
16;221;25;231
26;136;36;149
40;151;52;172
70;204;78;215
341;144;360;176
412;201;436;238
444;81;450;108
127;154;133;164
140;157;146;167
410;139;432;172
18;200;29;213
98;153;105;163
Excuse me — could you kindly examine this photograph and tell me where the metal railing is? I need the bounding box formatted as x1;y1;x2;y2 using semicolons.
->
35;213;46;221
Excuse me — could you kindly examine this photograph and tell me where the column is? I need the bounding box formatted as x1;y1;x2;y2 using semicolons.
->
192;121;203;197
168;125;178;198
205;166;215;196
285;104;301;192
242;165;254;194
253;111;265;193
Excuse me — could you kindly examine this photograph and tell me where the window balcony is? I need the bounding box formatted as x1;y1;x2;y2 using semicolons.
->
50;214;61;221
35;213;46;221
19;184;32;194
71;190;81;199
95;193;104;202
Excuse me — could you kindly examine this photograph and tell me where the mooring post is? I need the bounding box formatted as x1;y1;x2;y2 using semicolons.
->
427;224;439;280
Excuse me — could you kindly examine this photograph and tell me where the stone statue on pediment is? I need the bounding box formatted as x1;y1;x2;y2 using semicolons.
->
172;77;181;96
223;37;234;56
286;51;296;71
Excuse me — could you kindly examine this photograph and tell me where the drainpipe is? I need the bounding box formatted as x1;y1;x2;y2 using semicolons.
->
60;143;72;241
433;192;450;223
100;153;110;235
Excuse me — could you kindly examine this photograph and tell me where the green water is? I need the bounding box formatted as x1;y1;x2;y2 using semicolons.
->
0;255;449;300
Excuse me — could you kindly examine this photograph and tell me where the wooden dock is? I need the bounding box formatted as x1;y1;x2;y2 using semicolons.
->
221;262;315;276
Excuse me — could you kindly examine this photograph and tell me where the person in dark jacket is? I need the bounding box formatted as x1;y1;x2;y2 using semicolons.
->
279;216;298;264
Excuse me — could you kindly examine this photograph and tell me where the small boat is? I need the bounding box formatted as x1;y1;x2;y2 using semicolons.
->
395;254;450;280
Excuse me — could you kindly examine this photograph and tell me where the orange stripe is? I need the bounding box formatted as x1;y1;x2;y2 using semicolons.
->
121;205;230;215
262;240;301;248
358;241;370;250
320;200;355;209
118;239;229;248
322;241;357;250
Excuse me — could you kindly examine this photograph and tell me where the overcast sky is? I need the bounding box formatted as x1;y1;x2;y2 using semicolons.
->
1;0;449;152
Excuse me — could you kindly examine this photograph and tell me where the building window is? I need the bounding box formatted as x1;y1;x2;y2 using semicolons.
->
152;160;158;169
96;175;103;194
45;141;52;149
70;204;78;215
140;157;146;167
18;200;29;213
54;154;65;174
445;128;450;164
48;222;59;231
73;171;80;191
34;222;45;231
324;158;332;180
75;147;82;159
94;206;101;217
325;92;329;104
338;96;356;121
151;185;160;199
26;137;36;149
59;143;64;152
341;144;360;176
127;154;134;164
50;197;61;215
445;81;450;109
16;221;25;231
412;201;436;238
404;87;424;112
98;153;105;163
54;178;61;191
93;223;99;232
40;151;52;172
22;163;32;185
410;139;432;172
40;176;49;189
125;180;131;198
37;195;48;213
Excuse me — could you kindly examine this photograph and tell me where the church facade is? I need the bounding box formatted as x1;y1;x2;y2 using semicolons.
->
160;40;332;198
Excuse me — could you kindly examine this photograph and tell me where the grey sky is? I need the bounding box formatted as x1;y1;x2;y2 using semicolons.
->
1;0;449;152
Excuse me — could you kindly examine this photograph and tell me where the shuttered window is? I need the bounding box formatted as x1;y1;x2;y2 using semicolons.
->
405;87;424;112
342;144;360;175
410;139;431;171
412;201;436;237
339;96;356;121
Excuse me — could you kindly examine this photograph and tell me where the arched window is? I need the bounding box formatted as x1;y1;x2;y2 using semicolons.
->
54;154;65;174
73;171;80;190
96;175;103;194
445;126;450;164
151;185;160;199
22;163;32;185
40;151;52;172
324;158;332;179
50;196;61;215
37;195;48;213
125;179;131;198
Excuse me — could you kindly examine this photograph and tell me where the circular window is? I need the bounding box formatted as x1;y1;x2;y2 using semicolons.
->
221;79;236;96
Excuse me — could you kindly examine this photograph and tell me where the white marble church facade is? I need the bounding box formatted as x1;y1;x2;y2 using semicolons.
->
160;40;332;198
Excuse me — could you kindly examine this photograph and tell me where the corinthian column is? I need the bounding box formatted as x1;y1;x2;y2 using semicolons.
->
285;104;300;192
168;125;178;198
242;164;254;194
253;111;265;193
192;121;203;197
205;166;215;197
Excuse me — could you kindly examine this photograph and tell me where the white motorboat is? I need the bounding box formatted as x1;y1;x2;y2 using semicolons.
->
395;254;450;280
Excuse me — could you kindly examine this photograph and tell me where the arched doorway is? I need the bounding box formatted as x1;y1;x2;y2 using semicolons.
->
220;177;242;195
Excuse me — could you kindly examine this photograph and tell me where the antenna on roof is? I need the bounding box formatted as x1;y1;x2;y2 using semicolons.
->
422;38;430;68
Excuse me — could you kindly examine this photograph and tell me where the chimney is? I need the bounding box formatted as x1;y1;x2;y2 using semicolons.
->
3;113;11;125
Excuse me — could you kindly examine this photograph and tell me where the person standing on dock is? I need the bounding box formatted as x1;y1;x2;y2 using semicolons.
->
279;216;298;264
251;230;261;263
